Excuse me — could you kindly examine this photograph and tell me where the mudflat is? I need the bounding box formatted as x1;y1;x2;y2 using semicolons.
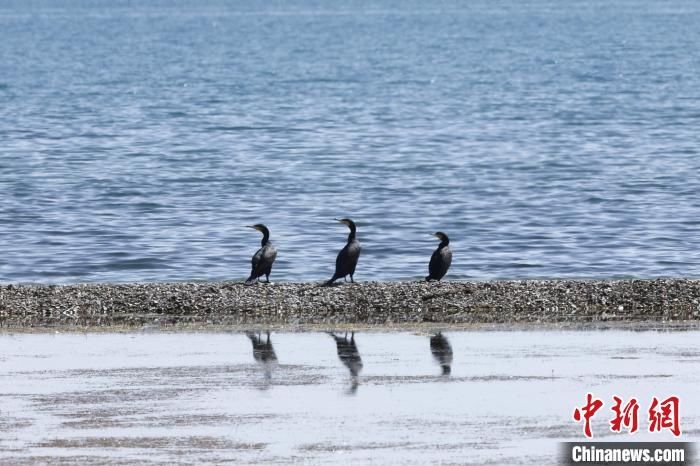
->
1;330;697;464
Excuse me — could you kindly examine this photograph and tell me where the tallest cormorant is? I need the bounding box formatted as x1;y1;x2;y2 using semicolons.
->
325;218;361;285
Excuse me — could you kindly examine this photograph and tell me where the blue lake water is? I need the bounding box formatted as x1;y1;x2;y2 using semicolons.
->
1;0;699;284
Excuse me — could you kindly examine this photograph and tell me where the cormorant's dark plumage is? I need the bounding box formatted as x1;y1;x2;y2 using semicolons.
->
325;218;361;286
245;224;277;285
426;231;452;281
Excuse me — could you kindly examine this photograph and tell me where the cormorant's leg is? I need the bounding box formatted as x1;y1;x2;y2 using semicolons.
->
350;274;354;283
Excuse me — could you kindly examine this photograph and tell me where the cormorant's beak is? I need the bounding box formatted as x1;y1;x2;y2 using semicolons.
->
335;218;348;225
246;225;261;231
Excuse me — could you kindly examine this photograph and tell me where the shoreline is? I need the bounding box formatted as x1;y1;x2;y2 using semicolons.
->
1;279;700;329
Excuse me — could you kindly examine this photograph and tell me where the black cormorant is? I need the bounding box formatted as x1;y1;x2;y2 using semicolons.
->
245;224;277;285
430;332;453;376
426;231;452;281
325;218;361;285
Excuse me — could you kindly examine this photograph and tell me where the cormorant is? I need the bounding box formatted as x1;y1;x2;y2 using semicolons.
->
426;231;452;281
430;332;453;376
325;218;361;286
245;224;277;285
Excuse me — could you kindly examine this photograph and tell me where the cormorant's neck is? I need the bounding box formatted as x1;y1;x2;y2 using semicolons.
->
438;237;449;248
347;229;356;242
260;231;270;246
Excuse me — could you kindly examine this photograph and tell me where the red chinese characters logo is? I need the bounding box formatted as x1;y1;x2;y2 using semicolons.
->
610;396;639;434
649;396;681;437
573;394;681;438
573;393;604;438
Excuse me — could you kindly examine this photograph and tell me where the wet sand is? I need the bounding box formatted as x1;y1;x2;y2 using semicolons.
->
0;330;698;464
2;279;700;328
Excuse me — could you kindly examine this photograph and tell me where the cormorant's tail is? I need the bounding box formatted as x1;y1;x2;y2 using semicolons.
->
322;275;339;287
245;275;256;286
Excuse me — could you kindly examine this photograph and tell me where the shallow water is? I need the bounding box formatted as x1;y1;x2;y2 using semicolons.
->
0;330;698;464
2;0;700;283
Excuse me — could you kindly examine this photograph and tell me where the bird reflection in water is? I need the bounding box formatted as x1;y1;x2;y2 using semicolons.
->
328;332;363;394
430;332;453;376
246;331;277;389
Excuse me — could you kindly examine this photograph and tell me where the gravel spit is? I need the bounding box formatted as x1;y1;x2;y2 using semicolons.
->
1;280;700;328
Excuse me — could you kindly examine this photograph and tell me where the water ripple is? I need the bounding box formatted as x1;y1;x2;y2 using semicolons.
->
1;0;699;283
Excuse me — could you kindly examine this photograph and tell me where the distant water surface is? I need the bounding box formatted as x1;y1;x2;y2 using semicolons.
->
1;0;699;283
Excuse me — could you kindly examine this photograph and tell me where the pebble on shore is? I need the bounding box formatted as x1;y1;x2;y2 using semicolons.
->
1;280;700;329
